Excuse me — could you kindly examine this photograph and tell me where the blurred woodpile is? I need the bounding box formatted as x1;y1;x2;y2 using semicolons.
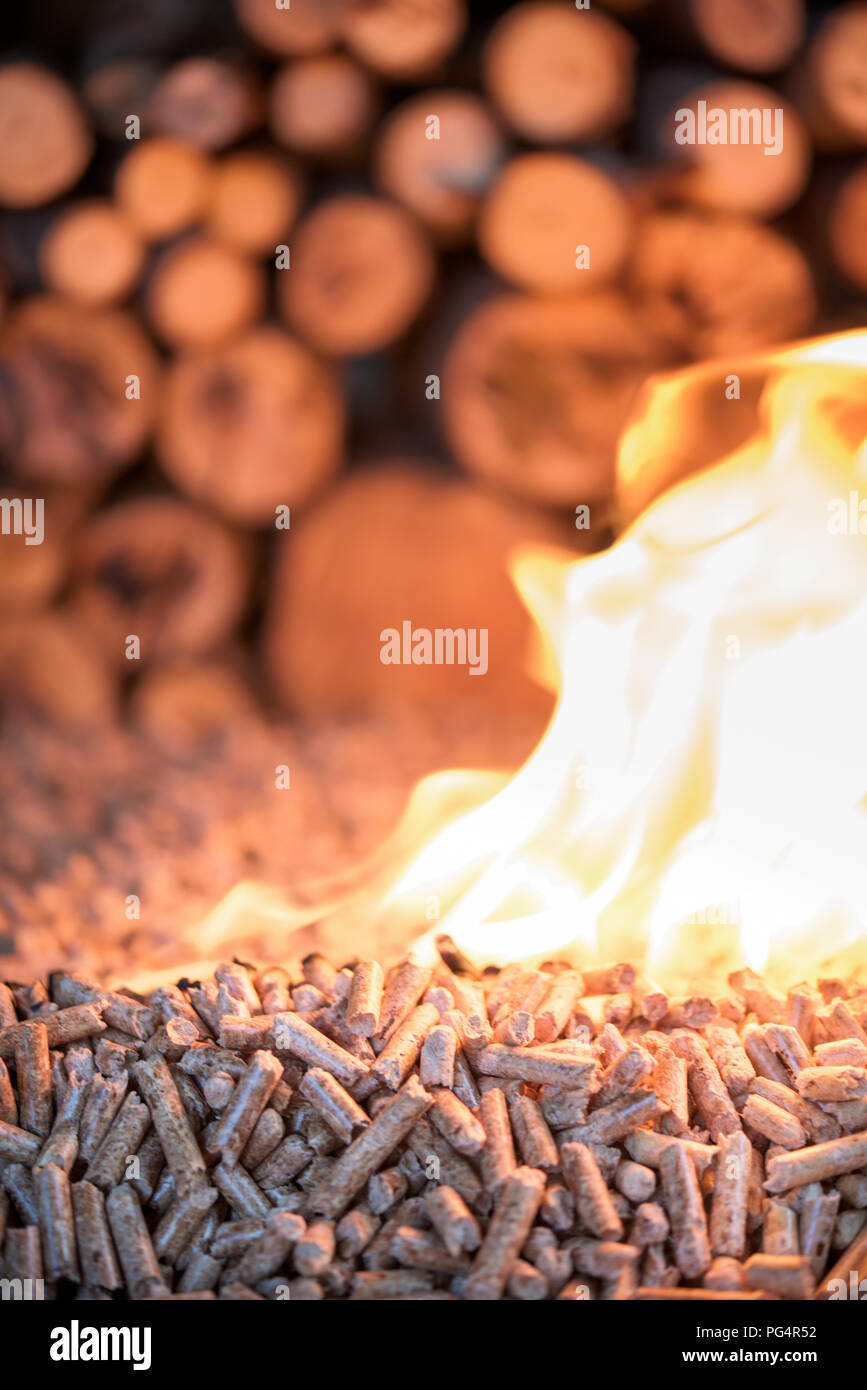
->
2;0;867;727
0;0;866;970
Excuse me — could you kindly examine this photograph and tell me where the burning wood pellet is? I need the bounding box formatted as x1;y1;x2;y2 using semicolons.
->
658;1141;712;1279
153;1185;217;1268
509;1094;559;1173
0;1059;15;1126
35;1164;79;1282
132;1054;208;1195
816;1223;867;1299
271;1013;368;1090
764;1132;867;1193
0;953;865;1300
210;1049;282;1166
5;1226;44;1289
83;1093;151;1191
669;1033;742;1141
561;1146;625;1248
15;1023;53;1139
477;1087;517;1197
653;1047;690;1135
464;1166;545;1301
346;962;384;1039
424;1185;480;1258
419;1025;457;1090
430;1090;486;1158
742;1093;807;1149
371;1003;440;1091
569;1088;662;1146
708;1131;751;1259
744;1253;816;1299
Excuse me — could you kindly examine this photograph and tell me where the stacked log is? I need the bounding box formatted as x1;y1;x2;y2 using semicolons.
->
661;80;812;217
629;210;816;357
264;465;576;719
482;2;636;142
114;139;212;241
70;497;251;666
269;55;379;161
277;196;436;355
0;0;863;735
478;153;633;292
0;65;93;208
441;292;676;507
157;327;344;523
0;298;160;485
38;202;145;308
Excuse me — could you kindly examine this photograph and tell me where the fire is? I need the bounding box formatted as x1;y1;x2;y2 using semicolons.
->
377;331;867;988
184;331;867;995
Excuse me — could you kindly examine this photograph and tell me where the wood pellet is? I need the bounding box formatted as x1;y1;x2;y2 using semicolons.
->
1;950;866;1299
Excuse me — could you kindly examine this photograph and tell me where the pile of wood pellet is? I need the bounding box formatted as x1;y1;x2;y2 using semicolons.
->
0;706;538;982
1;944;866;1300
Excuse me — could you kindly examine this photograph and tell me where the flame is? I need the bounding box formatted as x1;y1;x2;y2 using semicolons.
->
162;331;867;996
375;331;867;989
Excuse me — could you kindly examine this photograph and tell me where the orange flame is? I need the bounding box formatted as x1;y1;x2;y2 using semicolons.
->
378;331;867;988
167;331;867;996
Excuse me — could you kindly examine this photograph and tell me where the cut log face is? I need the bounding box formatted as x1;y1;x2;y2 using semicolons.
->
686;0;806;73
664;80;811;217
81;59;160;140
0;515;65;613
264;465;574;719
374;91;506;243
157;326;344;525
145;236;266;350
478;153;632;294
205;151;303;253
483;1;636;143
71;497;250;665
0;613;117;727
442;291;677;508
114;139;213;243
829;163;867;290
0;297;160;485
801;2;867;148
278;196;435;355
269;55;379;159
233;0;346;56
338;0;468;80
39;200;145;308
0;64;93;209
630;209;816;357
145;59;262;152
